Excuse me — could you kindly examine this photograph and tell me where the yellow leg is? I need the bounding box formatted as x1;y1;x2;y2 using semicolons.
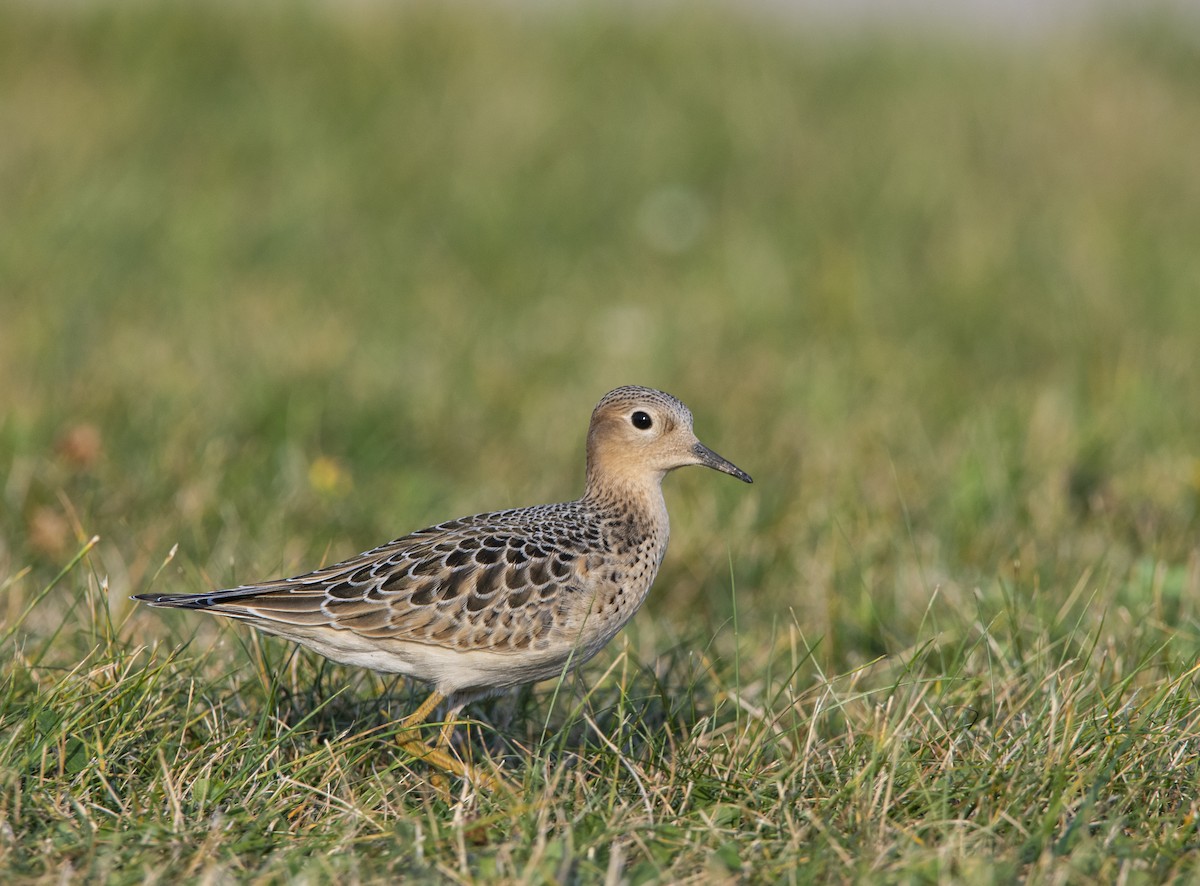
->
437;704;461;751
397;690;506;792
400;689;445;730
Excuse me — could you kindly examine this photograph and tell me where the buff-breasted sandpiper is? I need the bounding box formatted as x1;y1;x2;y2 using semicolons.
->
135;385;752;785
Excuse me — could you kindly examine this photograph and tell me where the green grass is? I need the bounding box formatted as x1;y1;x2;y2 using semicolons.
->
3;1;1200;880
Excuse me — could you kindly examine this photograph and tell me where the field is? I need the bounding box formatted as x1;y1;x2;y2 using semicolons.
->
3;2;1200;881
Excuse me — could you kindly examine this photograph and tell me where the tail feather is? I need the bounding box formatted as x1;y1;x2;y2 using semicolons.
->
132;587;274;609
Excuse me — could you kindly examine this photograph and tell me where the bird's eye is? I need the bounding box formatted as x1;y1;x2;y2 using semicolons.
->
631;411;653;430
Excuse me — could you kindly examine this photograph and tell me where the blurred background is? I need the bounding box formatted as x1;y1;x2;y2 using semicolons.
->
2;0;1199;670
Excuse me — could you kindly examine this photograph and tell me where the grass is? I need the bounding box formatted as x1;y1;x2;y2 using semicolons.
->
3;0;1200;880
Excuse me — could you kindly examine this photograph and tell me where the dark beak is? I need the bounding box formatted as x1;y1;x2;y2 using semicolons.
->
692;442;753;483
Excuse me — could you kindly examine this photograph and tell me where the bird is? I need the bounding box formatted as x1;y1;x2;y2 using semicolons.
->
134;385;752;786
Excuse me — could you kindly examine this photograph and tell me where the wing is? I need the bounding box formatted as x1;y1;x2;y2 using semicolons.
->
135;506;602;654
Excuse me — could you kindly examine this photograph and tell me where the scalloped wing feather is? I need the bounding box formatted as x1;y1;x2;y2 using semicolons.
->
164;504;601;655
